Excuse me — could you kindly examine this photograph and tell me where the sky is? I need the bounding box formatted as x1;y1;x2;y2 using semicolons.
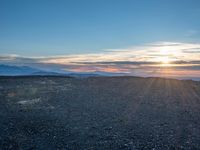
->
0;0;200;79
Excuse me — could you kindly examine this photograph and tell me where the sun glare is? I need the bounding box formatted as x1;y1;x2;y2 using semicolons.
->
155;46;173;66
160;46;170;55
155;56;171;66
161;57;170;64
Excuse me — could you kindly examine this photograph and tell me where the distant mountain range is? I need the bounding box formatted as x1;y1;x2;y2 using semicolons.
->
0;64;126;77
0;65;42;76
0;64;200;81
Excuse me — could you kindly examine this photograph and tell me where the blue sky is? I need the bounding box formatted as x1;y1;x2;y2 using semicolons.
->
1;0;200;56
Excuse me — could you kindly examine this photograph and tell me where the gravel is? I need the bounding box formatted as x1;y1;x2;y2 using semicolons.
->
0;76;200;150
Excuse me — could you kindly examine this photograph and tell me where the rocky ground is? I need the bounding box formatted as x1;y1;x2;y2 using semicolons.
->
0;76;200;150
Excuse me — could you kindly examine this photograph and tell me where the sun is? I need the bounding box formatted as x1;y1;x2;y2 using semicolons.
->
155;46;173;66
155;56;171;66
160;46;171;63
160;47;168;55
161;57;170;64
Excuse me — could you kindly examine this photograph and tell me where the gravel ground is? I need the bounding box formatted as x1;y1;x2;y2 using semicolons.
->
0;76;200;150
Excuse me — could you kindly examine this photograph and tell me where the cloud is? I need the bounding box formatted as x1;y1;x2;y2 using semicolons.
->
1;41;200;64
39;42;200;67
182;48;200;53
0;41;200;79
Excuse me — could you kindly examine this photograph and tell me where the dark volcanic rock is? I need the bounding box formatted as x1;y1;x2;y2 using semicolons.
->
0;76;200;149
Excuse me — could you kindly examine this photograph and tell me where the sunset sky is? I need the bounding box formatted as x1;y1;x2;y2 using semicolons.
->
0;0;200;79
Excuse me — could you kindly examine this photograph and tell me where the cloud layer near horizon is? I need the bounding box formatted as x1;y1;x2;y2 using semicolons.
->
0;41;200;79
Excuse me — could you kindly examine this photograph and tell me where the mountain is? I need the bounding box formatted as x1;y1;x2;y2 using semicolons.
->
67;71;127;78
67;73;100;77
0;64;128;77
0;65;66;76
31;71;64;76
0;64;131;78
0;64;42;76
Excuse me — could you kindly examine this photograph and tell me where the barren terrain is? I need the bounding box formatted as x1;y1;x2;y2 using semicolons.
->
0;76;200;150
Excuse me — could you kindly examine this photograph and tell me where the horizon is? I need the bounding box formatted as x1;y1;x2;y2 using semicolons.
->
0;0;200;79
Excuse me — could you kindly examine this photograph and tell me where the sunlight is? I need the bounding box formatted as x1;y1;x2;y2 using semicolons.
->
156;56;171;66
159;46;171;63
160;46;170;55
156;46;173;66
161;57;170;64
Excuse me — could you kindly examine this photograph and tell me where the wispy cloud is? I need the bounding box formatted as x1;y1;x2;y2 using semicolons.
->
0;41;200;79
39;41;200;64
